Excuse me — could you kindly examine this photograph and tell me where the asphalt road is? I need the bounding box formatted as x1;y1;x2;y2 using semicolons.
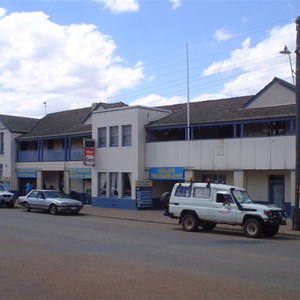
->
1;207;300;300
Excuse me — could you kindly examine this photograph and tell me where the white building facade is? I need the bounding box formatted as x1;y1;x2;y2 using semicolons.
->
2;77;297;218
91;78;296;217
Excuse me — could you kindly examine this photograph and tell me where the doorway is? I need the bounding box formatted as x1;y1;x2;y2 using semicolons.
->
269;175;284;208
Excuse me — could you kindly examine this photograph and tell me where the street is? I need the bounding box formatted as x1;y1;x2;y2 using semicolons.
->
1;207;300;300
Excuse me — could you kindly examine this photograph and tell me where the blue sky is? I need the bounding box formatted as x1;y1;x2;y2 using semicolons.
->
0;0;299;117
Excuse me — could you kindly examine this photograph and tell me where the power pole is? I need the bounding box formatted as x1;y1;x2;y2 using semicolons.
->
186;42;190;140
293;16;300;230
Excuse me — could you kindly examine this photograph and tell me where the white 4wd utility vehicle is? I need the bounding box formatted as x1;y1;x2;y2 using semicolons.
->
164;182;287;238
0;183;15;208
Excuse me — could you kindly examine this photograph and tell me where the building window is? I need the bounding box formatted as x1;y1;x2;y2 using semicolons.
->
98;127;107;147
110;126;119;147
110;172;118;196
122;125;132;146
98;172;107;196
123;173;132;197
0;132;4;153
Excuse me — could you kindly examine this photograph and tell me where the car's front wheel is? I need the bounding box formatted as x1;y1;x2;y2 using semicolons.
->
23;202;31;212
243;218;262;238
49;204;58;215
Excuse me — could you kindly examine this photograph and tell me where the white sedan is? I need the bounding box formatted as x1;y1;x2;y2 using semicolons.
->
18;189;83;215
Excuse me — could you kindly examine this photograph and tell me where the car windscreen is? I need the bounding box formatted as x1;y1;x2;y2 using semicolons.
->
44;191;68;199
232;190;253;204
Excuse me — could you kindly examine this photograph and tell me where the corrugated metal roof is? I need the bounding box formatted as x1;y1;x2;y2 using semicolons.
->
147;95;295;127
0;114;38;133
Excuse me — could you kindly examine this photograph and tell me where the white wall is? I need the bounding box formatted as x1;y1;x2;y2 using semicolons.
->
0;128;22;190
91;106;170;198
146;136;295;170
246;81;295;108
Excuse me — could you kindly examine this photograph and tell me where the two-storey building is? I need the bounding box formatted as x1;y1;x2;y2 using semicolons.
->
89;77;295;216
6;77;298;217
0;114;38;193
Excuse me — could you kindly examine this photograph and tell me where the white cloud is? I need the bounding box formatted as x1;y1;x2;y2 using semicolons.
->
202;23;295;96
191;93;227;102
170;0;181;10
93;0;139;13
0;7;6;18
214;29;237;42
0;10;144;117
129;94;184;107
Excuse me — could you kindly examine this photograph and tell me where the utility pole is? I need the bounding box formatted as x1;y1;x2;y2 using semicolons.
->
293;16;300;230
186;43;190;140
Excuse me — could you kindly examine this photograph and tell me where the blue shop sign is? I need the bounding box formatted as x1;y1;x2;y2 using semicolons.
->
17;168;37;178
149;167;184;181
69;168;92;179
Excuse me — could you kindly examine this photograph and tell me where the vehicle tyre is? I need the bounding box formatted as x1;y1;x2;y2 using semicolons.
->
23;202;31;212
243;218;262;238
160;192;171;209
182;214;199;232
201;222;216;231
49;204;58;215
263;224;279;237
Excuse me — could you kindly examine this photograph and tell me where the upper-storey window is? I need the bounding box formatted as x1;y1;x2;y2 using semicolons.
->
110;126;119;147
98;127;107;147
122;125;132;146
0;132;3;153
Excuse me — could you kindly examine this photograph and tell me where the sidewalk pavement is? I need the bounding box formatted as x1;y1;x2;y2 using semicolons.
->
82;205;300;239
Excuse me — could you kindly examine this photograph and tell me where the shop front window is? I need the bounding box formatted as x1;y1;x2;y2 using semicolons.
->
123;173;132;197
110;172;118;196
98;172;106;196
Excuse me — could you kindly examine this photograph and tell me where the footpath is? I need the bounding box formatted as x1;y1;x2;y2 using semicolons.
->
82;205;300;239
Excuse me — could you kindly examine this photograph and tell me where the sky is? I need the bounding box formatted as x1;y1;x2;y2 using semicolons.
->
0;0;299;118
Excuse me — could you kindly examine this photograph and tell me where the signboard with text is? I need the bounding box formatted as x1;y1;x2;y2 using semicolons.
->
149;167;184;181
83;147;95;166
17;168;37;178
69;168;92;179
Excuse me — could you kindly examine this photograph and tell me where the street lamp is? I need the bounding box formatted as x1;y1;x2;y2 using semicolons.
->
279;45;295;85
293;16;300;230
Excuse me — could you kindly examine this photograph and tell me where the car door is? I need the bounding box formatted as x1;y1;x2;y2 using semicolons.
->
212;192;238;223
27;191;40;209
36;191;48;210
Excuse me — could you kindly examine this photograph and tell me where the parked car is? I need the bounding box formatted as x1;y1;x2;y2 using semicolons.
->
18;189;83;215
0;184;15;208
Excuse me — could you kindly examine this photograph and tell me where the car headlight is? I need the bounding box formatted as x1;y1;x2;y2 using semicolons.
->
264;210;271;216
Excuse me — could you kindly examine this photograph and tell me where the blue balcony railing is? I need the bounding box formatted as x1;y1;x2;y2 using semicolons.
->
18;148;84;162
18;150;39;162
70;149;83;161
